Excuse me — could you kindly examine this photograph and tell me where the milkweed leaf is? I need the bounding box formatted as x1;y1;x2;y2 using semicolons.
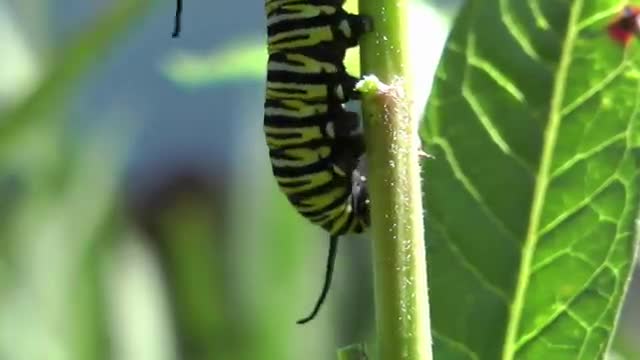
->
422;1;640;359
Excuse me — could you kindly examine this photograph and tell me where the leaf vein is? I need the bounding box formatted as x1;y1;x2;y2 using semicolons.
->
527;0;552;30
468;56;525;103
461;81;533;172
514;265;611;351
433;138;521;245
550;133;626;179
500;0;544;62
503;2;585;358
537;175;619;237
576;5;623;31
433;330;481;360
565;308;590;330
530;249;597;275
515;201;631;352
429;216;510;303
462;32;537;173
560;62;629;117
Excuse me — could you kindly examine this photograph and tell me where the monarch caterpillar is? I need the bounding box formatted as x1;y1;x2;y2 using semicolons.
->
607;5;640;46
265;0;371;324
169;0;371;324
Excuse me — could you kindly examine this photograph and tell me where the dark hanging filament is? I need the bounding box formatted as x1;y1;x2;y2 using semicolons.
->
296;236;340;324
172;0;182;38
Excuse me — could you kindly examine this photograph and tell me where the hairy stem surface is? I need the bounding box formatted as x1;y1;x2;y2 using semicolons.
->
358;0;432;358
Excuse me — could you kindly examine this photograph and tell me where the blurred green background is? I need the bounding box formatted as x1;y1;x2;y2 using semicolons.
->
0;0;638;359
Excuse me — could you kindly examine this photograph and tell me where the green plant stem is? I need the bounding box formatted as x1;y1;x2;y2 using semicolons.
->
358;0;432;358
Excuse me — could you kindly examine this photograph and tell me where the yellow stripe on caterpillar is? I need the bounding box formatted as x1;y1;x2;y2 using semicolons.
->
310;200;352;224
267;5;336;26
270;147;331;168
294;186;349;212
326;204;355;234
264;101;327;118
267;54;338;74
268;26;333;52
265;0;304;16
276;171;334;193
265;126;324;147
267;82;327;100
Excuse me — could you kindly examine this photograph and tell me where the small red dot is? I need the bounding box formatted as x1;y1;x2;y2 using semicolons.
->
607;6;640;46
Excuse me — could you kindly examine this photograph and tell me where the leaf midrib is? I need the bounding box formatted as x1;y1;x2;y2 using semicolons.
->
501;1;584;359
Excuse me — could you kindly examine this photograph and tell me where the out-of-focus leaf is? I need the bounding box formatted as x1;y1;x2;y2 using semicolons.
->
0;118;132;360
226;110;335;359
0;0;153;151
423;1;640;359
156;197;231;360
161;38;267;87
106;232;178;360
0;1;41;106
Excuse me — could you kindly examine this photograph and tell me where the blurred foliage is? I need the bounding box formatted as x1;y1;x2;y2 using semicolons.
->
162;38;267;87
0;0;375;358
0;0;152;151
0;0;639;360
0;1;151;359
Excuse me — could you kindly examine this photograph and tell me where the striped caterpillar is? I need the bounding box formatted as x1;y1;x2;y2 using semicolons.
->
169;0;370;324
264;0;371;324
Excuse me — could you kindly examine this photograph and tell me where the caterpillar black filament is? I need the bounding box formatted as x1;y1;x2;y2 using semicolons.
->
264;0;371;324
172;0;182;37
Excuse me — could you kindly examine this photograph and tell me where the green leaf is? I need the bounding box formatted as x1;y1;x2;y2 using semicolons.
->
161;37;268;87
0;121;129;360
422;1;640;359
0;2;40;104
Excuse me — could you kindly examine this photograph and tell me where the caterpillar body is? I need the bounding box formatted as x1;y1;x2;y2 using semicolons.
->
265;0;371;324
168;0;370;324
